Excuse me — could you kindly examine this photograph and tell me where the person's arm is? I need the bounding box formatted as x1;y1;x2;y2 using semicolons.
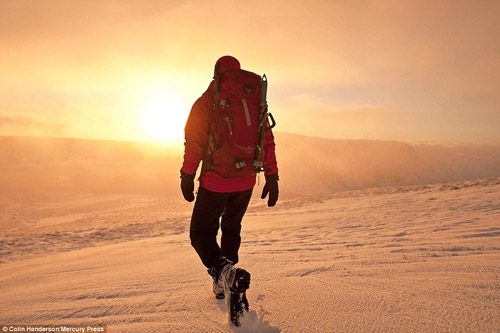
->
261;127;279;206
181;93;211;176
263;127;278;176
180;90;211;202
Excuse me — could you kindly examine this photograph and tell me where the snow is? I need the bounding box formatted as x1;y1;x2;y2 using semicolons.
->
1;136;499;331
1;178;499;331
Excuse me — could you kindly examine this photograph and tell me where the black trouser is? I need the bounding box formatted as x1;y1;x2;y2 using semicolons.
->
190;186;253;269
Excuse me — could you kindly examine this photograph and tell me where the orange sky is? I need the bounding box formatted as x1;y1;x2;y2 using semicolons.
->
1;0;499;144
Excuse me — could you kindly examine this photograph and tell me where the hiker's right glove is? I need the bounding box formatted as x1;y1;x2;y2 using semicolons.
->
180;171;195;202
261;174;279;207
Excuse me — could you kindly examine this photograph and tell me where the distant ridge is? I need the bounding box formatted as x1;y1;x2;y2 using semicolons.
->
275;132;430;194
1;134;499;196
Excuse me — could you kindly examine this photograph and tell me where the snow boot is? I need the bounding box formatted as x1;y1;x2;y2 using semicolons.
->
220;263;251;327
213;276;225;299
208;256;233;299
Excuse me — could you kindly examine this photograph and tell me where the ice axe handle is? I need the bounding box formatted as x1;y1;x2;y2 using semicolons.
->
261;74;268;106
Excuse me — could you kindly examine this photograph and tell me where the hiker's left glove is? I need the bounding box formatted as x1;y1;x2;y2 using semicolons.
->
261;174;279;207
180;171;195;202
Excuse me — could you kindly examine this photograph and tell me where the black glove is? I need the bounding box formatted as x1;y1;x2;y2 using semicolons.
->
261;174;279;207
180;171;195;202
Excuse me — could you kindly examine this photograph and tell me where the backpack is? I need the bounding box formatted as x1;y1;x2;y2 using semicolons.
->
203;68;272;178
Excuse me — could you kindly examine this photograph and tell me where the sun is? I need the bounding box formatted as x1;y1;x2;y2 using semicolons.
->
140;92;187;143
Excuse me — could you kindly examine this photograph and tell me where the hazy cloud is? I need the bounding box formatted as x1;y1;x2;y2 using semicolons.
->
0;115;68;136
0;0;499;143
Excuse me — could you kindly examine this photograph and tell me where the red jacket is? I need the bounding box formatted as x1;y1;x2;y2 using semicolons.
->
182;82;278;193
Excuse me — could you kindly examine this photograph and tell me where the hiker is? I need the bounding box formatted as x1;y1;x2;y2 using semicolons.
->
180;55;278;324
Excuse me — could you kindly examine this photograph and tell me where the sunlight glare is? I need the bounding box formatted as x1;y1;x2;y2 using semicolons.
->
140;92;187;143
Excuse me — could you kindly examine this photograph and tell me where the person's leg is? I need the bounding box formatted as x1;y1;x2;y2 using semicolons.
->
220;188;253;264
190;186;229;268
